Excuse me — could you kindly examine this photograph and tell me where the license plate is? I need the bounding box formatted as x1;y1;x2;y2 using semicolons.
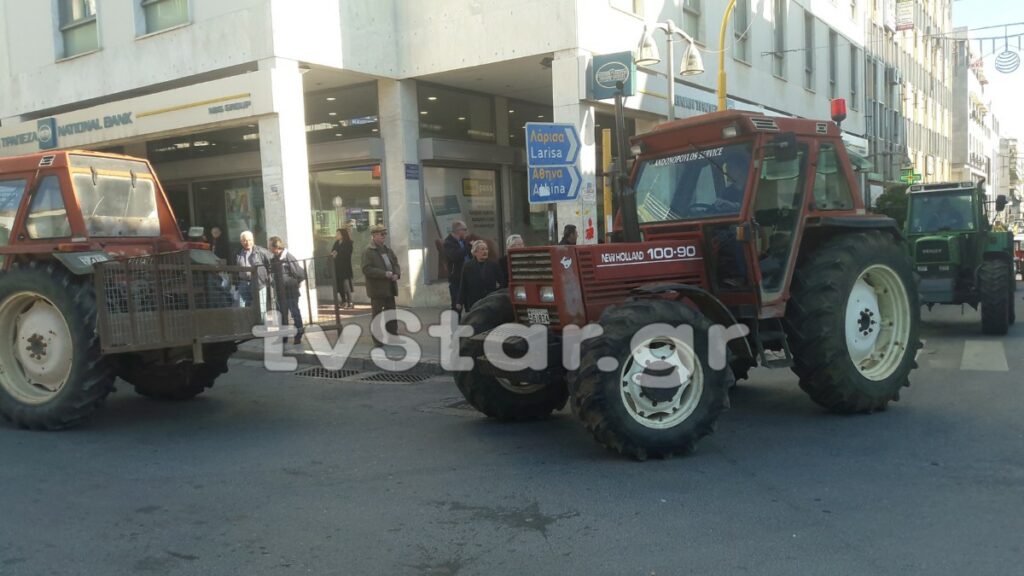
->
526;308;550;325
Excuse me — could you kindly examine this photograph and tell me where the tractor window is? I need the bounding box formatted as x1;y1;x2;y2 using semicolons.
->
812;143;855;210
26;176;72;239
69;154;161;237
908;191;975;233
0;179;27;248
635;142;753;223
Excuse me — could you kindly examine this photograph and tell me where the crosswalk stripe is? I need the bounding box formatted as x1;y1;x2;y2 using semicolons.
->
960;340;1010;372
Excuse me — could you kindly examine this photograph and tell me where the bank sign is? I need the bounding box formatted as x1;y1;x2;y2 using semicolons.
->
1;112;134;151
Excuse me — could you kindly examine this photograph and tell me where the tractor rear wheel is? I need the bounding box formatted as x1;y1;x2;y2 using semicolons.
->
455;290;568;420
979;260;1011;335
785;231;921;413
116;342;237;401
570;299;732;460
0;261;115;429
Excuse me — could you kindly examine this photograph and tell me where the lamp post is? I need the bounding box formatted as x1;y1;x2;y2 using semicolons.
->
636;20;704;121
716;0;738;111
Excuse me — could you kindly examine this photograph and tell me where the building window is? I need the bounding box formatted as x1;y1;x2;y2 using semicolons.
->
773;0;786;77
305;83;379;145
829;30;838;99
418;84;495;143
140;0;189;34
850;47;860;109
733;0;750;63
683;0;702;43
804;11;815;90
58;0;98;58
851;0;858;20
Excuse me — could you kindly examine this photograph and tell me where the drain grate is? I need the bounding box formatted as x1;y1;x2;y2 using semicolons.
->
359;372;432;384
294;367;361;380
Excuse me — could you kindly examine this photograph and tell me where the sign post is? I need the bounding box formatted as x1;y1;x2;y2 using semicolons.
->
525;122;583;244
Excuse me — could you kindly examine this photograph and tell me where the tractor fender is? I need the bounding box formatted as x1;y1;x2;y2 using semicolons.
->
630;282;754;361
806;215;904;241
52;251;112;275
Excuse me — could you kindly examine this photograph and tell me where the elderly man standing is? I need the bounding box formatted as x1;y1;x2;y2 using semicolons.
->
442;220;470;311
362;224;401;347
235;230;272;320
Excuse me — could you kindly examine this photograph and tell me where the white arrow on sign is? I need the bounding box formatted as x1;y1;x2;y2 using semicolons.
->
564;126;579;165
567;164;581;199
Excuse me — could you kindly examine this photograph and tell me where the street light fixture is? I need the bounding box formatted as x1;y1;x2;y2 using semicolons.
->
636;20;704;121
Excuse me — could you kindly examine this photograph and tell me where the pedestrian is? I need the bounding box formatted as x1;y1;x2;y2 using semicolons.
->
443;220;470;311
498;233;525;287
559;224;578;245
209;225;230;262
362;224;401;347
269;236;306;345
330;227;355;309
235;230;273;319
458;240;502;313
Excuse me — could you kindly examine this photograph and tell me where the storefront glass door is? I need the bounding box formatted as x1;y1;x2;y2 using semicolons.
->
309;166;384;286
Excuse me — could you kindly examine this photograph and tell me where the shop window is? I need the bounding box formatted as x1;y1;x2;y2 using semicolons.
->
309;166;384;287
507;100;553;148
418;84;495;143
423;167;500;283
306;83;380;145
140;0;189;34
26;176;72;239
58;0;98;58
192;177;266;256
147;125;261;163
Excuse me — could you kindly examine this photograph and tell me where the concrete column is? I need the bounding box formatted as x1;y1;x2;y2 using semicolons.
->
552;49;598;245
256;57;316;317
377;79;424;306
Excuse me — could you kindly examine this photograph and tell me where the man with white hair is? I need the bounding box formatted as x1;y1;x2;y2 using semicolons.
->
235;230;273;318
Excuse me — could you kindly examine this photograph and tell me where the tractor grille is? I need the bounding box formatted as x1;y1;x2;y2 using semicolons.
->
916;240;950;264
509;251;553;281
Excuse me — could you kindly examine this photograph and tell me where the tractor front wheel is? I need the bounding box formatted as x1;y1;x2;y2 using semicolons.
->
0;262;115;429
785;231;921;413
570;299;732;460
979;260;1011;335
117;342;237;401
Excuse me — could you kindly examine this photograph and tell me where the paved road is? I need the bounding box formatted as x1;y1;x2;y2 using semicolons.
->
2;289;1022;576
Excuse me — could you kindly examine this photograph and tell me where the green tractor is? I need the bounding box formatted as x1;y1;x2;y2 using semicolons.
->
905;181;1017;334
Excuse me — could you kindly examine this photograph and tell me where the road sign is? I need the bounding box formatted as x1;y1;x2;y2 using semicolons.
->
528;164;581;203
526;122;582;204
525;122;580;167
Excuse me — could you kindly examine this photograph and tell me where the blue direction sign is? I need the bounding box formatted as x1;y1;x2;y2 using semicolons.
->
525;122;580;167
529;164;581;203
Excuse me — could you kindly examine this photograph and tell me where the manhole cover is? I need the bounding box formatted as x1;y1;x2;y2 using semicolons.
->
294;367;361;380
359;372;432;383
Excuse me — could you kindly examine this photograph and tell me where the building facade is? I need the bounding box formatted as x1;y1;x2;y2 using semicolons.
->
1;0;871;308
951;27;994;186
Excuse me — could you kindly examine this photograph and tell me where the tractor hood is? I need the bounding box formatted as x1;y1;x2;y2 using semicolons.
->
911;234;962;266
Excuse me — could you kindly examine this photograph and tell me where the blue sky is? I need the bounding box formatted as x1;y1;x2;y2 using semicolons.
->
952;0;1024;140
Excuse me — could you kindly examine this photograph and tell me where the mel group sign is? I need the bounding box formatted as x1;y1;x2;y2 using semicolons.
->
525;122;581;204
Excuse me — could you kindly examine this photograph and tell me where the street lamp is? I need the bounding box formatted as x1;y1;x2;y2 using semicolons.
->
636;20;704;121
716;0;738;111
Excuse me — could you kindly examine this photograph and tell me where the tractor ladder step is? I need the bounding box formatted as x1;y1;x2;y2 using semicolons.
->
755;324;794;369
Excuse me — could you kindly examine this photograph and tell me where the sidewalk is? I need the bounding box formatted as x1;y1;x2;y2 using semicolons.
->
234;305;452;376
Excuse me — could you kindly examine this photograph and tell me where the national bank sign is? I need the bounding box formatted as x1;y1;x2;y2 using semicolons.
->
1;112;134;151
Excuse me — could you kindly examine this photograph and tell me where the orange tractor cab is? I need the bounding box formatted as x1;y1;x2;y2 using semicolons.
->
454;109;922;459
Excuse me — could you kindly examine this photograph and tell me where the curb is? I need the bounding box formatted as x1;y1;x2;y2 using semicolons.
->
232;346;447;377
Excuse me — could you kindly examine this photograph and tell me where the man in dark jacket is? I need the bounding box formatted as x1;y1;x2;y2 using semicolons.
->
558;224;578;245
362;224;401;347
269;236;307;344
235;230;273;319
442;220;470;311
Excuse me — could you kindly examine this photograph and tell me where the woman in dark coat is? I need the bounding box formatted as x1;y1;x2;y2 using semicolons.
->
458;240;502;313
330;228;355;308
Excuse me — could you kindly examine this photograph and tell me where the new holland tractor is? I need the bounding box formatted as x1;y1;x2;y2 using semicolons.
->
905;181;1016;334
0;151;259;429
453;108;922;459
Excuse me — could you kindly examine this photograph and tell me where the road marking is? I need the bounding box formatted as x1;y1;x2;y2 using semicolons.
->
960;340;1010;372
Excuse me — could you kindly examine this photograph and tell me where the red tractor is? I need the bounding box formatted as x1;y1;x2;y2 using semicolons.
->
455;110;922;459
0;151;258;429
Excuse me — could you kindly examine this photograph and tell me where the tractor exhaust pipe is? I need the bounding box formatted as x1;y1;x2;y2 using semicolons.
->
614;85;642;243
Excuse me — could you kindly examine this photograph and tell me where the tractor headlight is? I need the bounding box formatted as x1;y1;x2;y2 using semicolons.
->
540;286;555;302
514;286;527;301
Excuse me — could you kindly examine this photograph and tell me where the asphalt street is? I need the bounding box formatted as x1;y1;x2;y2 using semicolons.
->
2;287;1022;576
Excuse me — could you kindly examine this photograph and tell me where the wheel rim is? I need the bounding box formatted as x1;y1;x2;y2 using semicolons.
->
0;292;75;405
495;377;546;395
844;265;911;381
619;335;704;430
